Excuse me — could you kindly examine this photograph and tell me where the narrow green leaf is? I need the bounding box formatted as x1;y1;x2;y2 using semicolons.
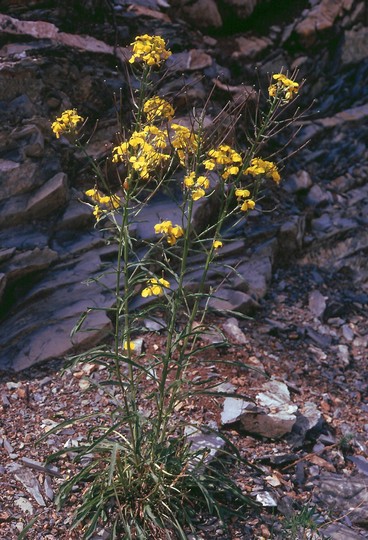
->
17;514;40;540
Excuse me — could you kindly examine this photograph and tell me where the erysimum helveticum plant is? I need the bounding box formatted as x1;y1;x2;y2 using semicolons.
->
46;34;302;539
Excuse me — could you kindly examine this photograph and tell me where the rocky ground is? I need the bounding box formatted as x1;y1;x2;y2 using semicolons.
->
0;0;367;538
1;271;367;539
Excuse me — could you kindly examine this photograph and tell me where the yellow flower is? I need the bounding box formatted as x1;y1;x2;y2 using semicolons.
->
112;126;170;180
202;159;215;171
154;220;184;245
129;34;171;66
123;340;135;351
222;165;240;180
154;220;173;235
85;188;121;209
141;277;170;297
112;144;127;163
192;188;206;201
144;97;174;122
169;225;184;244
213;240;223;250
268;85;277;98
245;158;280;184
183;173;209;201
240;199;256;212
171;124;199;166
51;109;84;139
204;144;242;180
110;195;121;209
196;176;210;189
235;188;250;198
268;73;299;101
129;155;150;179
93;205;103;220
235;187;255;212
183;172;195;188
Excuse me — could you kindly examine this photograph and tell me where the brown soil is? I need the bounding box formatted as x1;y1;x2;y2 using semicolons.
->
1;261;367;539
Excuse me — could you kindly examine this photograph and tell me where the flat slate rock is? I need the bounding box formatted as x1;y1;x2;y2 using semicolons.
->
315;473;368;527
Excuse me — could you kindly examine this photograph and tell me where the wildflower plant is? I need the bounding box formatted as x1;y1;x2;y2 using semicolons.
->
46;34;302;539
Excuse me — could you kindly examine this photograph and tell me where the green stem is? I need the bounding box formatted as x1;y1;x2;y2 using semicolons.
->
134;65;151;129
112;193;140;454
243;96;280;173
166;182;230;400
155;197;195;441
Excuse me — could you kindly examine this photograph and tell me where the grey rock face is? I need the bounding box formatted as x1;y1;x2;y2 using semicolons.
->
13;466;46;507
0;249;114;371
221;380;299;439
222;317;248;344
295;0;353;47
0;160;39;200
322;522;367;540
2;247;58;282
315;473;368;527
283;170;313;193
208;287;260;315
342;27;368;65
26;172;69;218
0;1;366;373
308;290;327;318
172;0;223;28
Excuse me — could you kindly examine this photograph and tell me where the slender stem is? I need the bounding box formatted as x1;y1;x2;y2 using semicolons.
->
134;66;151;129
156;196;195;441
159;99;282;426
112;192;141;457
242;96;280;174
165;183;230;409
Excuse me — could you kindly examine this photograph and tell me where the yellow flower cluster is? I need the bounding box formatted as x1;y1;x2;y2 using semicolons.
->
235;188;255;212
213;240;223;250
85;188;121;208
203;144;242;180
51;109;83;139
123;340;135;351
268;73;299;101
154;220;184;245
129;34;171;66
112;126;170;180
184;172;210;201
144;97;175;122
85;188;121;220
245;158;280;184
141;277;170;297
170;124;199;166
